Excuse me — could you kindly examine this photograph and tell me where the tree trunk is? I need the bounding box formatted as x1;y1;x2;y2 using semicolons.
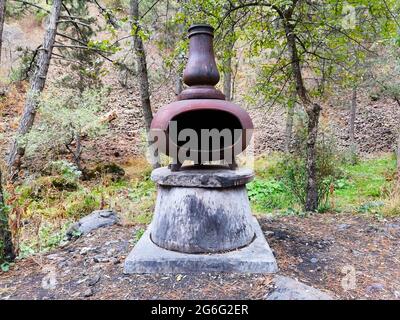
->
223;55;232;101
394;97;400;190
175;69;183;95
284;19;321;211
6;0;62;180
130;0;160;169
349;86;357;164
285;93;296;153
174;2;185;96
0;169;3;206
223;29;235;101
396;131;400;191
0;167;15;262
304;103;321;211
0;0;6;64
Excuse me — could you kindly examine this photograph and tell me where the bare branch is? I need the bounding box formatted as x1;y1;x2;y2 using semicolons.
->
382;0;400;29
53;44;113;54
12;0;50;13
57;19;92;28
92;0;119;28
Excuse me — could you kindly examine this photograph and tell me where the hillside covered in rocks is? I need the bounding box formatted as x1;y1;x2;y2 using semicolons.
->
1;17;399;170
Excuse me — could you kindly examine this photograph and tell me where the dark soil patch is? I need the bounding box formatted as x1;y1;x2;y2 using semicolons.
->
260;213;400;300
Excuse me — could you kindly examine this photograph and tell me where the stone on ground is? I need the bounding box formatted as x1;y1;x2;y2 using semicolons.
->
67;210;119;239
266;276;334;300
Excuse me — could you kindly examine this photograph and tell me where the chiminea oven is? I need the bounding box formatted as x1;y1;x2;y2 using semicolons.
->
150;24;253;170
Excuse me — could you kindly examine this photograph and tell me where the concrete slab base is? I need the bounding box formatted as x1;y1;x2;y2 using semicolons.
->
123;217;278;274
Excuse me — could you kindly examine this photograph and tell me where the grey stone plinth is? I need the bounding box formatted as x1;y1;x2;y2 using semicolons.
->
123;217;278;274
150;166;256;253
151;166;254;188
151;184;255;253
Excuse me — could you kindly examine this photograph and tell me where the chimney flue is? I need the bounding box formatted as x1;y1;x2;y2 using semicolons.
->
178;24;225;100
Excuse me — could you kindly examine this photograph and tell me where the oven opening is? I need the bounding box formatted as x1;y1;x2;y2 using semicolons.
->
168;109;243;153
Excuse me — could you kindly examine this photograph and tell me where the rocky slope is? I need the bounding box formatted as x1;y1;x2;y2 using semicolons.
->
1;18;399;171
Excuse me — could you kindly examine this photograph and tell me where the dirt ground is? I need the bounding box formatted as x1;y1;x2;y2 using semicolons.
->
0;213;399;300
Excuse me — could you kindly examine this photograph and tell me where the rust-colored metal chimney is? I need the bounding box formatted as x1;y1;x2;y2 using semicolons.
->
150;24;253;170
178;24;225;100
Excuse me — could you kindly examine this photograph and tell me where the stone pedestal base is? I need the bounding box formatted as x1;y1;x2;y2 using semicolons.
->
123;166;278;274
123;217;278;273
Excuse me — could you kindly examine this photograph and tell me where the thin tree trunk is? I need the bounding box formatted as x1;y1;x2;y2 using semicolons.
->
396;131;400;191
394;97;400;190
175;67;183;95
130;0;160;169
0;167;14;262
0;169;3;206
6;0;62;180
223;55;232;101
349;86;357;164
223;28;235;101
304;103;321;211
0;0;6;64
174;1;185;96
285;92;296;153
284;18;321;211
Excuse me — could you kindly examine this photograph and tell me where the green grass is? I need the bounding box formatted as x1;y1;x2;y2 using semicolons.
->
6;153;399;259
249;153;397;215
7;169;157;258
333;155;395;211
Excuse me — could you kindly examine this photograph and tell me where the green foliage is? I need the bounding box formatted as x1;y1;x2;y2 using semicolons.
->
250;153;396;216
134;228;145;242
6;163;159;259
23;87;108;167
368;45;400;102
1;262;11;272
277;127;343;210
334;155;396;209
55;0;111;91
103;0;129;12
47;160;82;182
18;222;70;258
85;163;125;181
357;201;385;214
247;178;294;213
9;48;36;83
64;191;99;217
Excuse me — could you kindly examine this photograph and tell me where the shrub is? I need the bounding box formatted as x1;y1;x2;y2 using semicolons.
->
9;48;36;82
23;87;109;170
65;191;100;217
278;128;343;211
48;160;82;182
84;163;125;181
382;192;400;216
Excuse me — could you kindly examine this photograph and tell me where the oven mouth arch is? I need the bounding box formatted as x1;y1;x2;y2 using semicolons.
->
167;109;244;154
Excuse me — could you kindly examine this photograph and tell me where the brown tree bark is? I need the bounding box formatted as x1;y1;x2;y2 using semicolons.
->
222;25;235;101
6;0;62;180
284;17;321;212
0;168;3;206
349;86;357;164
0;0;5;64
0;220;15;262
223;56;233;101
174;1;185;96
130;0;160;169
285;92;296;153
397;130;400;190
0;166;15;262
394;97;400;190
